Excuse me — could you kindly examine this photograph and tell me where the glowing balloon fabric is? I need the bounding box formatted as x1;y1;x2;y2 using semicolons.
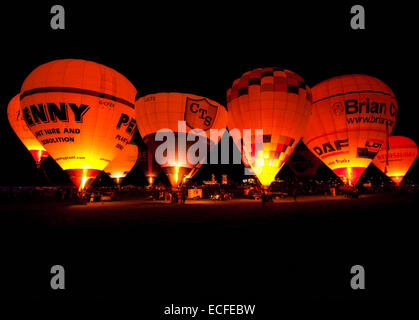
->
7;94;49;166
303;74;398;185
20;59;137;190
104;143;138;184
227;67;312;186
373;136;417;185
136;92;228;188
138;147;162;186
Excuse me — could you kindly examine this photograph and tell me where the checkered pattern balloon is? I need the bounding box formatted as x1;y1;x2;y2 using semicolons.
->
227;67;312;186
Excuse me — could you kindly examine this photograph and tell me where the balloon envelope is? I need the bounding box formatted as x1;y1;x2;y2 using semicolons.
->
303;74;398;185
138;146;162;186
7;94;49;166
104;143;138;184
227;67;312;186
20;59;137;190
373;136;417;185
136;92;228;188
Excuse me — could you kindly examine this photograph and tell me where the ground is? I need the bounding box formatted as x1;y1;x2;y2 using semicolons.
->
1;193;418;301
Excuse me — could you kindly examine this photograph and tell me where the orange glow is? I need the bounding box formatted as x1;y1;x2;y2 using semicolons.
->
136;92;228;189
7;94;49;165
390;176;404;185
20;59;137;189
80;170;88;191
138;149;161;186
373;136;417;186
346;167;353;185
303;74;398;185
184;163;202;180
67;168;101;191
251;165;283;187
164;165;192;188
174;166;179;184
162;166;191;188
227;67;312;187
104;144;138;183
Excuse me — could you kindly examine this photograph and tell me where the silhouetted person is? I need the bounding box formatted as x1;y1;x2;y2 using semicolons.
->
181;192;186;204
261;191;267;207
172;192;178;204
292;188;298;201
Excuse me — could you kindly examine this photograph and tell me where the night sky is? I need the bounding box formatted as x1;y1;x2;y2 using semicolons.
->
1;2;417;186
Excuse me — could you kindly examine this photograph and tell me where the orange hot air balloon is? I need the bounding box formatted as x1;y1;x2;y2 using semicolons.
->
184;161;203;181
136;92;228;188
138;147;162;186
227;67;312;187
7;94;49;166
303;74;398;186
373;136;417;185
104;143;138;185
20;59;137;191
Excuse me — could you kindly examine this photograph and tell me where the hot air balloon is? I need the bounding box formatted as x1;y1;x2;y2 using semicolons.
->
372;136;417;185
184;161;203;181
227;67;312;187
136;92;228;189
104;143;138;185
286;143;321;180
229;131;256;176
138;147;162;186
303;74;398;186
7;94;49;166
20;59;137;191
